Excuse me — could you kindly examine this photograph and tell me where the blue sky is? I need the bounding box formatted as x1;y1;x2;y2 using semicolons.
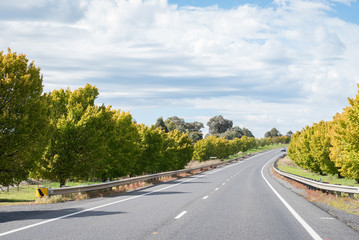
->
1;0;359;137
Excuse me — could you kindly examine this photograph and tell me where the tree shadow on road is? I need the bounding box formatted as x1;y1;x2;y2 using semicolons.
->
0;208;126;224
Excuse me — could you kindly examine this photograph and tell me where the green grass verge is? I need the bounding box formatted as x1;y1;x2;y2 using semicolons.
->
0;185;38;206
277;157;359;186
41;180;103;189
0;180;104;206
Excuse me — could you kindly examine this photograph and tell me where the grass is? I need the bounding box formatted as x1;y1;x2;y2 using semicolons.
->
0;180;105;206
0;185;38;206
277;157;359;186
41;180;103;189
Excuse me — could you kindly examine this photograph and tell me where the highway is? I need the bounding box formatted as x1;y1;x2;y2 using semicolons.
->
0;149;358;239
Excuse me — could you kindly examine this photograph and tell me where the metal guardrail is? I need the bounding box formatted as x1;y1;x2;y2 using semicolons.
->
48;154;254;196
273;157;359;196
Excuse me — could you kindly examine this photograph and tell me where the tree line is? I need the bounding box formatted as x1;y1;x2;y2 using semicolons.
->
289;86;359;182
1;49;288;188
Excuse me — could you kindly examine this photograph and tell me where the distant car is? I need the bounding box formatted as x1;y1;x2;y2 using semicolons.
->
280;147;286;152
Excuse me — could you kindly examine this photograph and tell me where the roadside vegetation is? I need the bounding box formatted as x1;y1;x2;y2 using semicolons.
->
1;49;291;206
1;144;286;206
275;157;359;215
289;86;359;183
277;157;359;186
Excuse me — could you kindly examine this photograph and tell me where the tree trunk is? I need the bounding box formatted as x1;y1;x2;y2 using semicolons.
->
60;179;66;188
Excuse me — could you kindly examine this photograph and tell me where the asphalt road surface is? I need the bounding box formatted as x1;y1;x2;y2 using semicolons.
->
1;149;358;239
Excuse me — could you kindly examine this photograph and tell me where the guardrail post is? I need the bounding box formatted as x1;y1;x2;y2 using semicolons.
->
336;191;341;197
348;193;354;199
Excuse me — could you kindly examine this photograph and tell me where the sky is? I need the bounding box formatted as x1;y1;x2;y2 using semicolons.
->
1;0;359;138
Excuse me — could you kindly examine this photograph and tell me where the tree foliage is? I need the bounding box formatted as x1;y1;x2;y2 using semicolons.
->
264;128;281;138
0;49;292;187
36;85;112;186
163;116;204;142
193;135;258;161
330;90;359;181
0;49;50;186
207;115;233;135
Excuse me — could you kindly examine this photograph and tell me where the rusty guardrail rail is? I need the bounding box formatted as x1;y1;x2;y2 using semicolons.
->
47;153;254;196
273;157;359;197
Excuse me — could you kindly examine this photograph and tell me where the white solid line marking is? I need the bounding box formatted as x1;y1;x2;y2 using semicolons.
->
175;211;188;219
261;156;322;240
203;196;209;200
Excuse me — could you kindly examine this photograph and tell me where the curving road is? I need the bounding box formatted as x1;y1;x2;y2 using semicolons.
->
0;149;358;239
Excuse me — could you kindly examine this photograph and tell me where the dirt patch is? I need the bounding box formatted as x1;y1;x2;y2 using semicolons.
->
277;156;297;167
185;159;222;169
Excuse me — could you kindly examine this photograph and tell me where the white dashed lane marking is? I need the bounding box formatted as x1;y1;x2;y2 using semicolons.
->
175;211;188;219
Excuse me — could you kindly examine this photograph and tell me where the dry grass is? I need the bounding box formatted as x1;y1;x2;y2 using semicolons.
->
278;156;297;167
185;159;221;169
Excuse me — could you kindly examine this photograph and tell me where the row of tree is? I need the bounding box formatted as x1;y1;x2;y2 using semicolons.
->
1;49;290;188
1;50;194;187
289;86;359;182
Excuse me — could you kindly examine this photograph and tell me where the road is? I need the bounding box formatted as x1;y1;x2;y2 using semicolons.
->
0;149;358;239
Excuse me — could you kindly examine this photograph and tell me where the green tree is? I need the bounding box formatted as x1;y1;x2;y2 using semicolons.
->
207;115;233;135
164;130;193;170
165;116;186;132
265;128;281;138
0;49;50;186
154;117;168;132
193;136;236;161
242;127;255;138
164;116;204;142
37;84;112;187
105;110;141;178
135;125;165;174
286;130;293;138
220;126;244;140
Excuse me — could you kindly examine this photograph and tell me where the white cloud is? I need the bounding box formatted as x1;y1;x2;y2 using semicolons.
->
1;0;359;137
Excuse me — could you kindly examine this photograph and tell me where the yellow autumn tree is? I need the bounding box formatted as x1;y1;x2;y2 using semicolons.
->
330;91;359;182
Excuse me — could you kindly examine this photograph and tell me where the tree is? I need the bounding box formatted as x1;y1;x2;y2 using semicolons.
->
0;49;50;186
185;121;204;133
265;128;281;138
154;117;168;132
286;131;293;138
165;116;186;132
165;130;193;170
219;126;243;140
330;88;359;182
105;110;141;179
242;127;254;138
135;125;165;175
207;115;233;135
310;121;338;176
163;116;204;142
37;84;112;187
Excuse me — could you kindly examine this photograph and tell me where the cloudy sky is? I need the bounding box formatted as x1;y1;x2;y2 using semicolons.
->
1;0;359;137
